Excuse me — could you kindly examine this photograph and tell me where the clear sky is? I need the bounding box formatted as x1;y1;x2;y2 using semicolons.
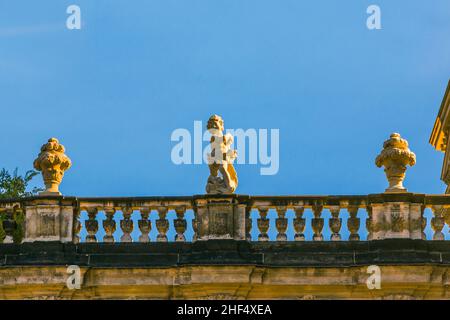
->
1;0;450;198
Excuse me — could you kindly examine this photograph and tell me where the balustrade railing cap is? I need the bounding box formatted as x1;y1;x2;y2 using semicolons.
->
367;192;425;204
0;195;77;204
4;193;448;208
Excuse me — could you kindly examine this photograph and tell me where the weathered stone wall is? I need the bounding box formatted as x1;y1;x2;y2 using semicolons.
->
1;240;450;300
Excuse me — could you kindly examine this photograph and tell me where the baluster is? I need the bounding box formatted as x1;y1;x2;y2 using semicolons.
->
12;207;25;244
156;207;169;242
246;207;252;240
0;210;6;243
431;206;445;240
103;208;116;243
366;205;373;241
275;206;288;241
120;207;133;242
73;209;81;244
85;208;98;243
174;207;186;242
138;208;151;243
293;206;305;241
421;206;427;240
2;209;14;243
444;206;450;238
312;204;324;241
257;207;269;241
329;206;341;241
347;206;360;241
192;216;198;241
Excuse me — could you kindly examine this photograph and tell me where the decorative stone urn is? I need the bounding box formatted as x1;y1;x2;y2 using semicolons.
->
33;138;72;195
375;133;416;193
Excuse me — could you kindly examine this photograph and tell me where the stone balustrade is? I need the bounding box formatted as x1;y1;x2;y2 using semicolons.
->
2;133;450;300
1;193;450;244
0;129;447;245
2;99;450;299
77;196;195;243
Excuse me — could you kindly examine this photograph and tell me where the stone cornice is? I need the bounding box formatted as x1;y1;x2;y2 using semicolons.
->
1;239;450;268
430;80;450;152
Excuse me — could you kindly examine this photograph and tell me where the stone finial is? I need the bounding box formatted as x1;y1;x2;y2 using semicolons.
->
33;138;72;196
205;115;238;194
375;133;416;193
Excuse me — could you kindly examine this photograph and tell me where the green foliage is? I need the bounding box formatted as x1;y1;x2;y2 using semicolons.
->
0;210;25;244
0;168;41;243
0;212;5;243
12;210;25;243
0;168;42;199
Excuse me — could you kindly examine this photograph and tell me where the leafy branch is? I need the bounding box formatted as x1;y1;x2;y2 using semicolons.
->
0;168;43;199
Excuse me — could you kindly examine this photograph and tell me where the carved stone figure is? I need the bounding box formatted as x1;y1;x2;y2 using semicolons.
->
33;138;72;195
205;115;238;194
375;133;416;192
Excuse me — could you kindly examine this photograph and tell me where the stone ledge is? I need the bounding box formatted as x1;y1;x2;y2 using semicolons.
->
0;265;449;299
1;239;450;268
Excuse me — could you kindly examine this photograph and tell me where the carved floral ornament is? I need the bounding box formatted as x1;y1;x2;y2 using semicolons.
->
33;138;72;195
375;133;416;193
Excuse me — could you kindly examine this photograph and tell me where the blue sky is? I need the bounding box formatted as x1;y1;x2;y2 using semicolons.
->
1;0;450;198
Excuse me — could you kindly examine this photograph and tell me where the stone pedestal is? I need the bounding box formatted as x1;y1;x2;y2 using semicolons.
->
23;197;76;243
193;195;248;241
369;193;424;240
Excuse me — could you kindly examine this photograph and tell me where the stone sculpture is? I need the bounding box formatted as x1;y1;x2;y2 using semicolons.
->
33;138;72;195
375;133;416;192
205;115;238;194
